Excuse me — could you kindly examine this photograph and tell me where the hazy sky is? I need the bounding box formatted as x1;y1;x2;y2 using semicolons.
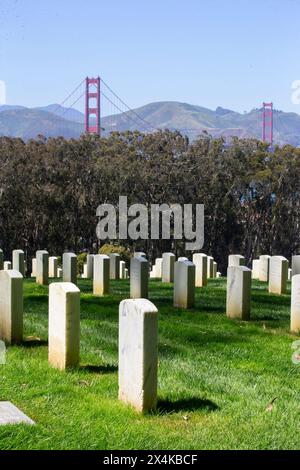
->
1;0;300;113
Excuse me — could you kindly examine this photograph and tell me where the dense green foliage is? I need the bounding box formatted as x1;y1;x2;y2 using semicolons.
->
1;131;300;273
0;277;299;450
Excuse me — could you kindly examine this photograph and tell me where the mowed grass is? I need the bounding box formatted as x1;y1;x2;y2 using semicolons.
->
0;277;300;450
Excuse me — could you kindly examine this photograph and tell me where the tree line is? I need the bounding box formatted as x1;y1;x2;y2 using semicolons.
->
0;130;299;273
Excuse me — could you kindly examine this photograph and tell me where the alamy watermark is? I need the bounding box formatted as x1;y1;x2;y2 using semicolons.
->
96;196;204;251
0;80;6;105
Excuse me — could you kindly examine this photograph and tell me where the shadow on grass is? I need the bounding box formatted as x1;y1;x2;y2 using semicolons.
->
157;397;219;414
22;338;48;347
25;294;49;303
80;364;118;374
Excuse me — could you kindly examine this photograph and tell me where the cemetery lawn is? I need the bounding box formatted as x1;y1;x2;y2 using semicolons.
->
0;278;299;450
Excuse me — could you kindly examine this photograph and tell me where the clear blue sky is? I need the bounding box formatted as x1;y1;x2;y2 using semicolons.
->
1;0;300;113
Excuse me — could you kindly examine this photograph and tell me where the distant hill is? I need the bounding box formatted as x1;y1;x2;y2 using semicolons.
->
36;104;85;123
0;108;83;139
102;101;300;146
0;101;300;145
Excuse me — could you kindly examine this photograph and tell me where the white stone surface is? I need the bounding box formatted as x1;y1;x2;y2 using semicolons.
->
178;257;188;262
269;256;289;295
288;268;292;281
217;272;221;278
213;262;217;278
93;255;110;296
291;274;300;333
252;259;260;279
228;255;245;267
0;402;34;425
125;268;129;279
12;250;24;276
162;253;175;283
63;253;77;285
130;256;149;299
155;258;163;278
36;250;49;285
49;257;58;278
0;270;23;344
120;261;126;279
31;258;36;277
292;255;300;278
109;254;120;280
193;253;207;287
226;266;251;320
82;264;87;279
86;255;94;279
207;256;214;279
174;260;195;309
4;262;11;271
134;252;146;258
48;282;80;370
119;299;158;413
259;255;271;282
57;268;62;278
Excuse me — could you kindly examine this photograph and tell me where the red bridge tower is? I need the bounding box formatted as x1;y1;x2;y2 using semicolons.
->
85;77;101;135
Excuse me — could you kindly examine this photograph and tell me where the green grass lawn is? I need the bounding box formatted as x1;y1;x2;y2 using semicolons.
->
0;277;299;450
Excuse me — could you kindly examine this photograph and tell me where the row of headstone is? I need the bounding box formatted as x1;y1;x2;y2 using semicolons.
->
160;252;218;286
150;258;162;278
0;266;158;413
226;265;251;320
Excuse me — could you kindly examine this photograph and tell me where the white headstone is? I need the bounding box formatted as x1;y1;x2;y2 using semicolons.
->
119;299;158;413
63;253;77;285
120;261;126;279
292;255;300;278
291;274;300;333
36;250;49;285
48;282;80;370
217;272;221;278
207;256;214;279
130;256;149;299
49;256;58;278
134;252;146;258
125;268;129;279
86;254;94;279
93;254;110;296
57;268;63;278
0;270;23;344
193;253;207;287
269;256;288;295
213;262;217;278
162;253;175;283
178;257;188;262
252;259;260;279
154;258;163;278
31;258;36;277
259;255;271;282
174;260;195;309
12;249;24;276
228;255;245;267
109;254;120;280
82;264;87;279
288;268;292;281
226;266;251;320
4;262;11;271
